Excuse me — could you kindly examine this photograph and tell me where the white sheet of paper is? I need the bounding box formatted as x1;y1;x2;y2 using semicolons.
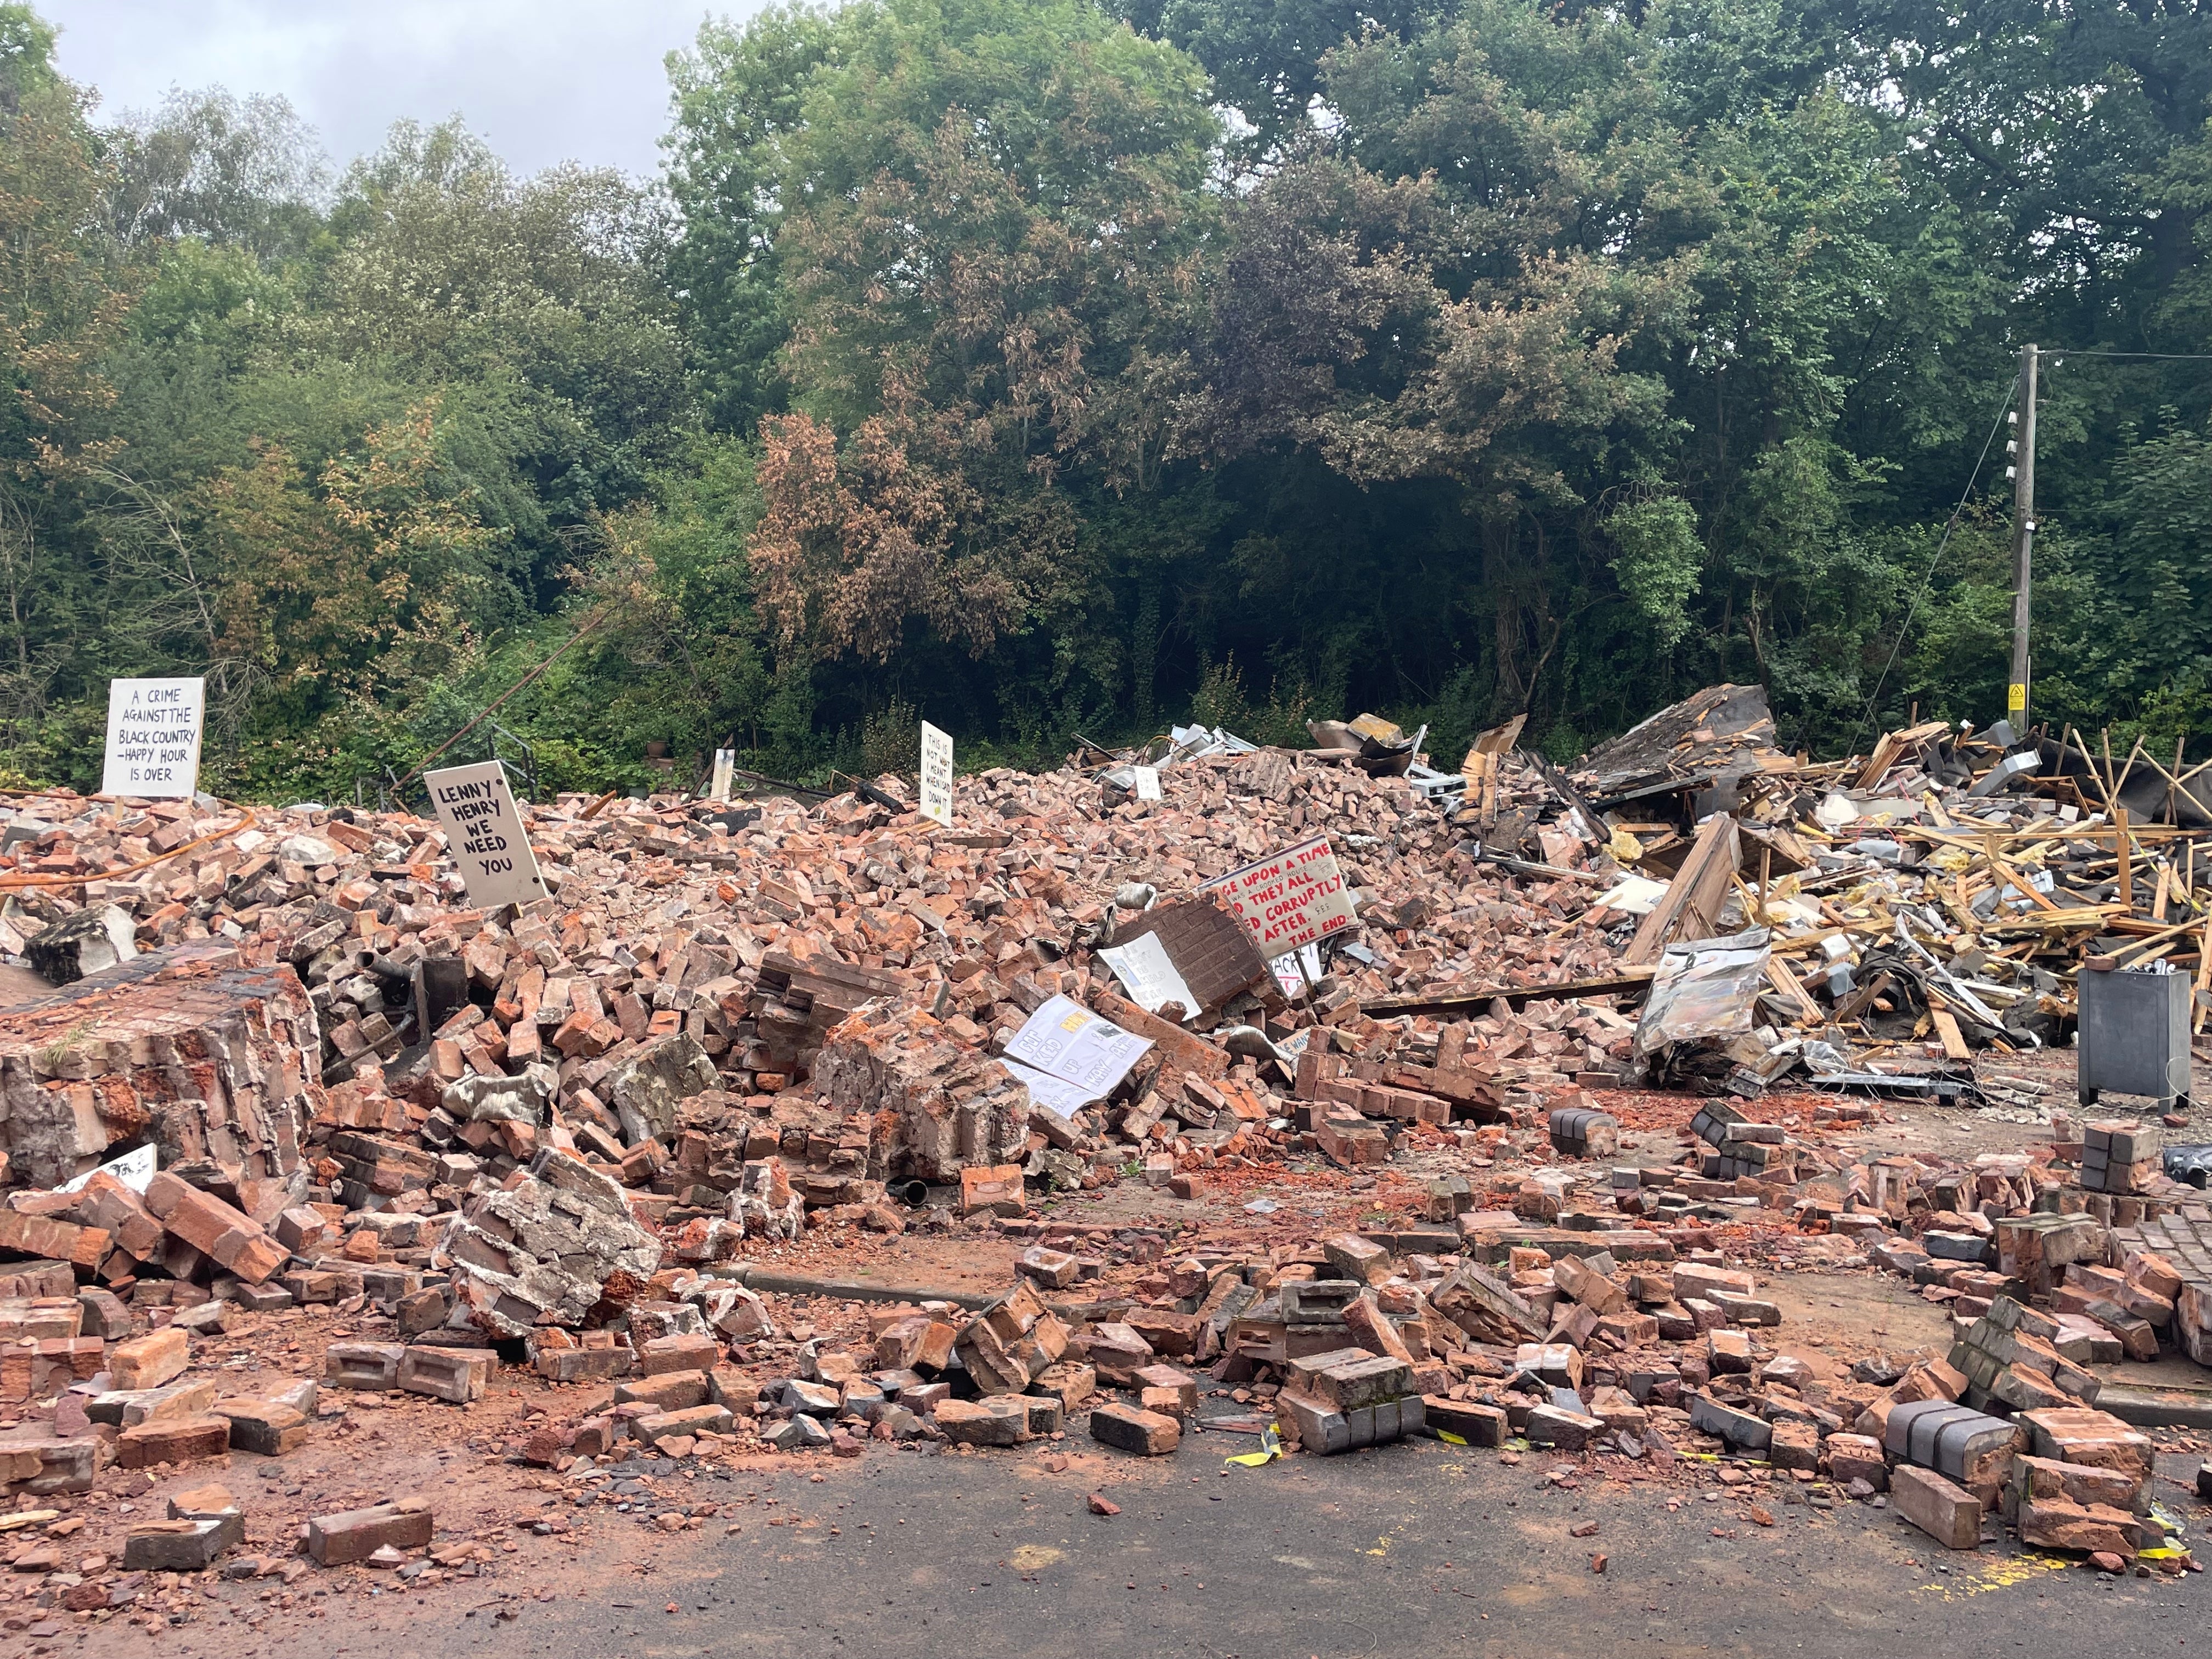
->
58;1141;157;1195
997;1056;1098;1119
1131;765;1162;801
1005;994;1153;1100
1096;932;1197;1018
709;749;735;802
1589;873;1670;916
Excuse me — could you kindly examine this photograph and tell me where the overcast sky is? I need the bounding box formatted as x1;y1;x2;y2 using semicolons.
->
42;1;761;178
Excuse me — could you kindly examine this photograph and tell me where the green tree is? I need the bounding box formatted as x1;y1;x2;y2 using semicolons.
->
732;0;1222;760
0;5;134;747
106;87;330;261
665;4;851;432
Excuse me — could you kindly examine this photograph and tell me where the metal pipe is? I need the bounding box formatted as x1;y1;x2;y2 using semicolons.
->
715;1265;994;1310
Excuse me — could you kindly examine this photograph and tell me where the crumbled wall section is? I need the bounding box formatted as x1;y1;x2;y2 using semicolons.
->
811;1003;1031;1182
434;1147;663;1340
0;947;321;1189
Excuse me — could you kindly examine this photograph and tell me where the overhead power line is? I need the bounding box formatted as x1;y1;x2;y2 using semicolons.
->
1849;375;2018;752
2047;350;2212;362
1850;342;2212;750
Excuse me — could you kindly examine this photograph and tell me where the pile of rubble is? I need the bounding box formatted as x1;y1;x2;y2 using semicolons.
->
2;680;2212;1604
1564;692;2212;1101
0;726;1631;1248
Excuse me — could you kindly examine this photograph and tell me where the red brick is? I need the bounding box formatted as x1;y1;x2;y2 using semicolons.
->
637;1334;720;1376
1090;1401;1180;1455
212;1397;309;1455
397;1346;490;1403
958;1164;1025;1217
2018;1496;2137;1555
116;1414;230;1469
633;1404;732;1444
614;1371;708;1412
109;1327;189;1390
141;1173;285;1285
306;1497;435;1565
0;1210;108;1269
1420;1397;1506;1446
1892;1465;1982;1549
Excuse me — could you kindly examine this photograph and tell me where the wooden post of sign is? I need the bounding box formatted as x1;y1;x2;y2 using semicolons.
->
2195;911;2212;1035
2117;807;2134;916
2194;911;2212;1040
2061;722;2090;815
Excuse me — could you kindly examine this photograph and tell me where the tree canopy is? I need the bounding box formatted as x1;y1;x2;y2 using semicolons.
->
2;0;2209;800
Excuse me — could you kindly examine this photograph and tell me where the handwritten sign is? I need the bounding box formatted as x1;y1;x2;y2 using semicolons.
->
1270;940;1324;997
425;760;548;909
919;721;953;827
101;677;205;798
1206;834;1358;955
1131;765;1162;801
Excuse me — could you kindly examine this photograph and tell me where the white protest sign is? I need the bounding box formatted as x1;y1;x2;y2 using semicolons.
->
1131;765;1162;801
1003;993;1153;1105
1269;940;1324;998
708;749;735;802
424;760;549;909
1207;834;1358;956
919;721;953;826
1096;931;1198;1019
101;677;205;798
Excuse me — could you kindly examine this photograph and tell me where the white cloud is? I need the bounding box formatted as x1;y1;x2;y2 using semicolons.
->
41;0;764;178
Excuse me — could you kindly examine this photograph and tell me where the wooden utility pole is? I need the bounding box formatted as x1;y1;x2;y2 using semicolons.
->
2008;345;2038;728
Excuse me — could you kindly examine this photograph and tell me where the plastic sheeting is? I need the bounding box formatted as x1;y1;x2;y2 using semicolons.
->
1633;928;1772;1057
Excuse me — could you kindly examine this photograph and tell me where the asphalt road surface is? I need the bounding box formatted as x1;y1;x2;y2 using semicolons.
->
371;1435;2204;1659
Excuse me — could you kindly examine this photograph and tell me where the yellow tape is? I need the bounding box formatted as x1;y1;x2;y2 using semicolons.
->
1224;1425;1282;1468
1679;1452;1774;1468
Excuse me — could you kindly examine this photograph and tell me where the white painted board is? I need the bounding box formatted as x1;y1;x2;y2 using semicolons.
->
425;760;549;909
997;1056;1097;1119
1004;994;1152;1102
101;677;205;798
1206;834;1357;955
58;1141;158;1195
1268;941;1325;998
919;721;953;826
